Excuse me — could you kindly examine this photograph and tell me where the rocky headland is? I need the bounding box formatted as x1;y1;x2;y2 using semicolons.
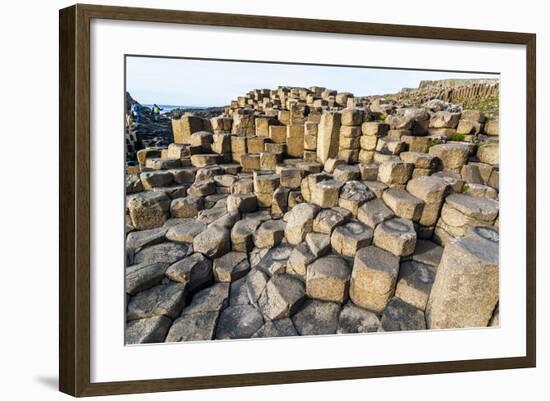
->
124;81;500;344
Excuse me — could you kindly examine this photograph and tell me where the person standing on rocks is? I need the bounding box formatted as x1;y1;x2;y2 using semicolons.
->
131;102;141;124
152;103;163;122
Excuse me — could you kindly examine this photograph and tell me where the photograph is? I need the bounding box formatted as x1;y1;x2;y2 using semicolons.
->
123;56;500;345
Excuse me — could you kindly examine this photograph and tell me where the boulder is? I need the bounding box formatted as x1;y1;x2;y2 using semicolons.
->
126;227;167;251
165;220;207;243
311;179;344;208
350;246;400;313
373;217;417;257
254;219;287;248
252;318;298;338
125;262;169;295
331;220;374;257
305;233;331;257
357;198;394;229
258;274;306;320
127;282;187;320
213;251;250;283
170;196;204;218
313;208;349;234
395;260;435;310
427;227;499;328
379;297;426;331
337;303;380;333
317;112;342;163
306;255;351;303
193;225;231;258
215;305;264;339
292;300;340;335
165;253;213;292
165;310;218;342
127;192;171;230
126;315;172;344
377;160;413;185
429;143;470;172
231;219;261;252
338;181;376;216
133;242;191;265
286;242;317;279
382;188;424;222
284;203;320;244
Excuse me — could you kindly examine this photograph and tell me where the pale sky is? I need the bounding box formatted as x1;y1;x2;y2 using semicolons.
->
126;56;498;107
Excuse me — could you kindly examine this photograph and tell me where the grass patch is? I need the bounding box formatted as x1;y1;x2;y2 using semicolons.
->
448;133;466;142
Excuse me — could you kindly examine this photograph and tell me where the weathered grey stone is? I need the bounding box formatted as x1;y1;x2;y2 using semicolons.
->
477;142;499;165
165;311;218;342
361;121;389;137
183;282;230;315
258;274;306;320
331;220;374;257
292;300;340;335
429;111;460;129
146;158;181;170
215;305;264;339
170;167;196;185
227;193;258;213
373;217;417;257
485;118;499;136
338;181;376;216
379;297;426;331
323;158;346;174
313;208;349;234
377;160;413;185
382;188;424;222
317;112;342;163
126;315;172;344
286;242;317;279
350;246;400;313
412;240;443;268
252;318;298;338
125;262;169;295
213;252;250;282
126;174;144;194
246;269;269;304
165;220;207;243
279;166;302;189
406;176;449;226
429;143;470;172
254;245;293;276
395;261;435;310
187;179;216;197
127;192;171;230
284;203;320;245
126;227;167;251
333;165;361;181
359;163;379;181
165;253;213;293
306;255;351;303
193;225;231;258
140;171;174;190
231;219;261;252
229;276;251;306
254;219;287;248
311;179;344;208
357;198;394;229
461;164;483;184
305;232;331;257
337;303;380;333
133;242;191;265
427;229;499;329
127;282;187;320
170;196;204;218
364;180;388;198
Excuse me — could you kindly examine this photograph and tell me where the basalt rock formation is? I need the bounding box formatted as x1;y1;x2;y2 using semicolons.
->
125;84;500;344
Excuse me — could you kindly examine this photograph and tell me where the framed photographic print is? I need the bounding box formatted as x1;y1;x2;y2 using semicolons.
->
59;4;536;397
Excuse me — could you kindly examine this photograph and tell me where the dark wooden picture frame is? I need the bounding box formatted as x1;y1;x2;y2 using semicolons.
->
59;3;536;397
